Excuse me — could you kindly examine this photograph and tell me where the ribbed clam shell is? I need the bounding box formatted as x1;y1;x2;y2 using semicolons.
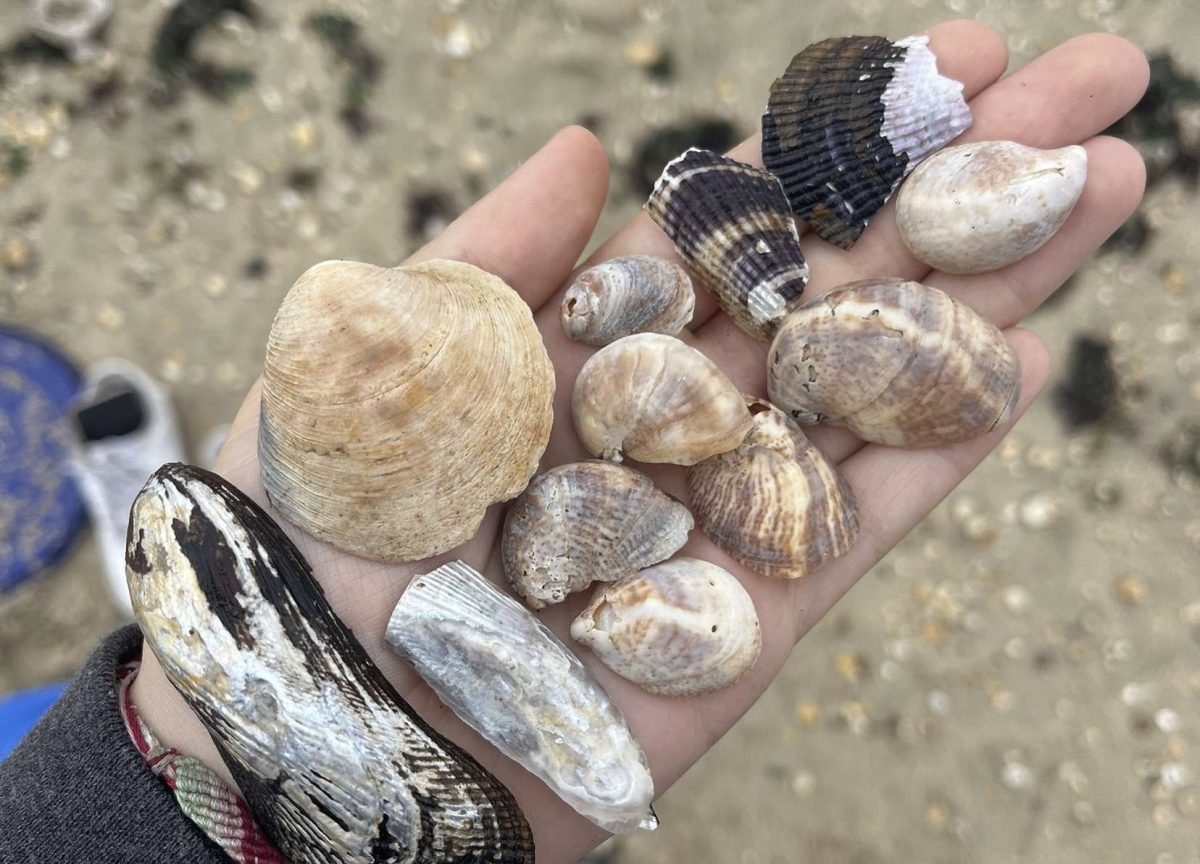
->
761;35;973;249
386;560;657;835
687;398;859;579
571;558;762;697
502;461;693;609
561;255;695;346
767;279;1020;447
126;464;533;864
259;258;554;563
896;141;1089;274
572;333;754;465
644;148;809;341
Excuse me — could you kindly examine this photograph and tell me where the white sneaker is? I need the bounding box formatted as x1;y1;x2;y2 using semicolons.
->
68;359;185;618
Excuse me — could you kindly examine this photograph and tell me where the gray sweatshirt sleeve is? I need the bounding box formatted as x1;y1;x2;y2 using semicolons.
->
0;626;228;864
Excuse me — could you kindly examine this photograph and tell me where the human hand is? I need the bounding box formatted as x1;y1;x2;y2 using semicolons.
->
130;20;1149;864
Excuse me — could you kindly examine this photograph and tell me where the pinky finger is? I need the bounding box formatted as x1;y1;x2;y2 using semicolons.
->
787;328;1052;643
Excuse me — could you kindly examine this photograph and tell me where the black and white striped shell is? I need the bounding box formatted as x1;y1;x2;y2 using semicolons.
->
761;35;973;249
645;148;810;341
561;256;695;346
126;464;533;864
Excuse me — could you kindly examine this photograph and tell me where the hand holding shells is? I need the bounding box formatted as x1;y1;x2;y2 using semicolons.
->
125;24;1150;864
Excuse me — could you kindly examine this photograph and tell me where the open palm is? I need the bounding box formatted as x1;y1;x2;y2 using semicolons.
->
131;21;1149;864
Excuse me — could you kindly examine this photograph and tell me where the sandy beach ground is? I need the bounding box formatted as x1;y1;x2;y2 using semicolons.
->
2;1;1198;861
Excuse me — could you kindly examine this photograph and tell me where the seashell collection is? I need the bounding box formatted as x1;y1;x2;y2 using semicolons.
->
125;30;1086;855
896;141;1089;274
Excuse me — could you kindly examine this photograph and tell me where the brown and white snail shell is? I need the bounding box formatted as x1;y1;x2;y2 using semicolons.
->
896;141;1089;274
687;398;859;579
561;255;695;346
260;259;555;562
502;461;693;609
572;333;753;465
767;279;1019;447
571;558;762;697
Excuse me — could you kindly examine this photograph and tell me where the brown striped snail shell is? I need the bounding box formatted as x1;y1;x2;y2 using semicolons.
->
896;141;1089;274
560;255;695;346
767;279;1020;447
572;333;753;465
259;259;554;563
762;35;973;249
571;557;762;697
687;398;859;579
502;461;693;609
645;148;809;341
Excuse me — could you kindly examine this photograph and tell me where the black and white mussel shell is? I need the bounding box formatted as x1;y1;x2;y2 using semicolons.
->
126;463;534;864
761;35;973;249
645;148;810;341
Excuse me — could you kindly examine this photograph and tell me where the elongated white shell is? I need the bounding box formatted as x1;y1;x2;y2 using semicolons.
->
561;256;695;345
572;333;753;465
386;561;657;835
571;558;762;697
896;141;1088;274
502;461;693;609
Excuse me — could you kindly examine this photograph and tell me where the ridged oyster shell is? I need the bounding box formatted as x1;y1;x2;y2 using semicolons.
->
572;333;754;465
687;398;859;579
259;258;554;563
561;255;695;346
386;560;657;835
644;148;809;341
502;461;693;609
896;141;1089;274
767;279;1020;447
127;464;533;864
572;558;762;697
761;35;973;249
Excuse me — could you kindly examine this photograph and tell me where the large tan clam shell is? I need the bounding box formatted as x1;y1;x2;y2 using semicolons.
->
260;258;554;562
572;333;753;465
687;398;859;579
767;279;1019;447
571;557;762;697
896;141;1088;274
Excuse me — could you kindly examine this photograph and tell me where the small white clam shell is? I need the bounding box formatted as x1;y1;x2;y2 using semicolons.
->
896;141;1088;274
561;255;695;346
571;558;762;697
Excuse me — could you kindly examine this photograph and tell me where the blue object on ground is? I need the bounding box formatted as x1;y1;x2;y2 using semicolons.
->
0;682;67;760
0;325;86;591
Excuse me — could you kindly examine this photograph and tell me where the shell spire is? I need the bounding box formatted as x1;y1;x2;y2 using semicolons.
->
645;148;810;341
761;35;973;249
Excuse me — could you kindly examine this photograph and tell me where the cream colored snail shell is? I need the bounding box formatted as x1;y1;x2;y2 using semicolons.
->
571;557;762;697
260;258;554;562
501;461;693;609
560;255;695;346
687;397;859;579
572;333;753;465
767;279;1019;447
896;141;1088;275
